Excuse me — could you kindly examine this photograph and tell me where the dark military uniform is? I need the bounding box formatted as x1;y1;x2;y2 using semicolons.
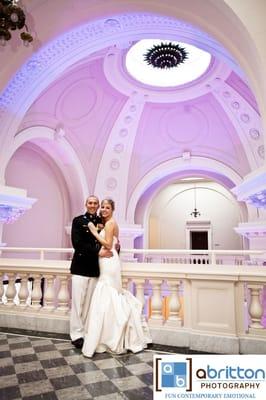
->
70;212;102;277
70;212;102;344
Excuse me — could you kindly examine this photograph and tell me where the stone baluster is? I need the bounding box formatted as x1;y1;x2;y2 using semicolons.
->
30;274;42;309
261;286;266;328
5;273;16;307
0;275;3;302
42;274;55;311
149;279;163;325
13;277;21;306
166;280;182;327
56;275;70;312
17;274;29;307
122;277;129;291
134;278;145;312
1;277;8;305
248;284;264;330
26;278;33;306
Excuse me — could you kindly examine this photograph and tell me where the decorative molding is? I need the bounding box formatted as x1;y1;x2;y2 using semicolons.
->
258;145;265;160
0;126;89;212
212;82;264;169
94;95;145;222
0;185;36;224
232;167;266;208
104;43;231;103
127;156;242;222
234;222;266;238
0;12;235;128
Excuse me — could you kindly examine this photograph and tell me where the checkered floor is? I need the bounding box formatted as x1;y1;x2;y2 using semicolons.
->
0;329;212;400
0;331;160;400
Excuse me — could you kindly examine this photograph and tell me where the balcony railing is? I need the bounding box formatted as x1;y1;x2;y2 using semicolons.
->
0;247;266;354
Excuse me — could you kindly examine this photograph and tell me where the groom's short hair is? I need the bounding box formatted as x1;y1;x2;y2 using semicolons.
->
85;195;99;205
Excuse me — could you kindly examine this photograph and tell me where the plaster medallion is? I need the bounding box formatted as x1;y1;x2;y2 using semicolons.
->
130;105;136;112
223;91;231;98
114;143;124;153
240;113;250;123
104;19;121;32
119;128;128;137
258;145;265;159
249;129;260;140
124;116;132;124
110;159;120;170
106;178;117;190
231;102;240;109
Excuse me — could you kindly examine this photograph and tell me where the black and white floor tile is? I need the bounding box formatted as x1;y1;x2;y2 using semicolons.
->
0;329;211;400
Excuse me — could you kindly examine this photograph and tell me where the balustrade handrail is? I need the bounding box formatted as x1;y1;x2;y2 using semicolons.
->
1;250;266;351
0;246;265;256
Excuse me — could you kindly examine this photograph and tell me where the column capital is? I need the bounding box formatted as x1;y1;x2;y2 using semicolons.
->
234;221;266;238
0;185;36;224
232;167;266;208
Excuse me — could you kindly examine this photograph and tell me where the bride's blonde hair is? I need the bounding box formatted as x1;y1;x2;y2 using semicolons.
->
101;198;115;211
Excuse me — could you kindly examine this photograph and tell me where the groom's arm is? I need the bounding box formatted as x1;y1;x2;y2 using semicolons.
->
71;217;100;253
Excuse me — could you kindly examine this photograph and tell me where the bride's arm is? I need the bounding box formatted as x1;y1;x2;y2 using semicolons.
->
88;220;114;250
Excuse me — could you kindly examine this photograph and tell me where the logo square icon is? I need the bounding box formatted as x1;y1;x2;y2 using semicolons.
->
161;362;187;388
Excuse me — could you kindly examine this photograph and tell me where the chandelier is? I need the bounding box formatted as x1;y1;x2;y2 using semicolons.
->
0;0;33;46
190;185;201;218
144;42;188;69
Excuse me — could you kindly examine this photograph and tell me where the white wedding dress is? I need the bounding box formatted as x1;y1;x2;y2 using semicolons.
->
82;232;152;357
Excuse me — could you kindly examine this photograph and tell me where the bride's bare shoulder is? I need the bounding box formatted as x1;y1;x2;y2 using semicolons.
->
105;219;116;229
105;218;119;231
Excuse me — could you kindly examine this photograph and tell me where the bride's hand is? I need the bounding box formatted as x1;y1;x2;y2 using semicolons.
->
88;222;97;234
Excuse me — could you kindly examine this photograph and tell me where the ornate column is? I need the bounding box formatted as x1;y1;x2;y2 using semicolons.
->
234;221;266;252
119;224;143;260
232;168;266;253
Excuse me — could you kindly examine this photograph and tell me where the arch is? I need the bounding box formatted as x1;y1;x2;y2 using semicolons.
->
3;126;89;215
143;181;246;250
126;156;243;223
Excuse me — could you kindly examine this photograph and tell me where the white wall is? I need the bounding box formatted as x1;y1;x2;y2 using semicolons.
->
148;180;243;250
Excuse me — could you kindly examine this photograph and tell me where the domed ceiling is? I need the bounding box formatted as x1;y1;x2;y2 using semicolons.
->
0;12;264;220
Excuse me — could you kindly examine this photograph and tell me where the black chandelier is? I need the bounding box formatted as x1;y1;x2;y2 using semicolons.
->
190;185;201;218
0;0;33;46
144;42;188;70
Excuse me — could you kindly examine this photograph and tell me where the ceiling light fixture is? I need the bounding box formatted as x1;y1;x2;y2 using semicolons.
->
190;185;201;218
0;0;33;46
144;42;188;69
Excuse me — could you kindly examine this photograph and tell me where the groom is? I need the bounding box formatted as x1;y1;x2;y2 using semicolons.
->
70;195;113;348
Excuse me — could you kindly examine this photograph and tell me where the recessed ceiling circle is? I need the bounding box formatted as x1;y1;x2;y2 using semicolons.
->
125;39;211;87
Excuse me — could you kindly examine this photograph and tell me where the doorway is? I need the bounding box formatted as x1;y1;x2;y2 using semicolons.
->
190;231;208;250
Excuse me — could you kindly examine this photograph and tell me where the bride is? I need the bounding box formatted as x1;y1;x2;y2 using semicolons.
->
82;198;152;357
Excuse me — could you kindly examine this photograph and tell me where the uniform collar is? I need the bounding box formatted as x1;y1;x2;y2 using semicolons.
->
84;212;97;220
